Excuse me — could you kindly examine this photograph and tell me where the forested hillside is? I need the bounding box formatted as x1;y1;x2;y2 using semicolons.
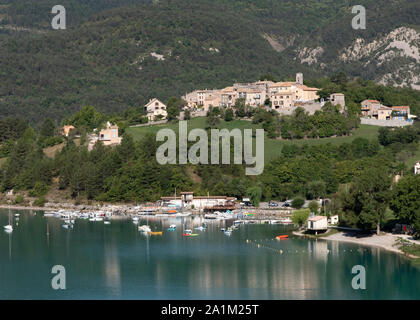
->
0;0;419;123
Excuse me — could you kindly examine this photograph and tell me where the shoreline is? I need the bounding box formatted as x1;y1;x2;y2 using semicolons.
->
294;229;419;259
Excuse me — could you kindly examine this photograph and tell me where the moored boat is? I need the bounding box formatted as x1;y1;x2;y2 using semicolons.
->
148;231;163;236
138;225;151;233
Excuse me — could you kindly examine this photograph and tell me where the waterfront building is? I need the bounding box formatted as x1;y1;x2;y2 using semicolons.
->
160;192;236;211
307;216;328;234
329;215;339;225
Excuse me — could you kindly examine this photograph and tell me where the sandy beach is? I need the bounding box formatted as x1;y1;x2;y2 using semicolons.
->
293;228;420;258
321;231;420;257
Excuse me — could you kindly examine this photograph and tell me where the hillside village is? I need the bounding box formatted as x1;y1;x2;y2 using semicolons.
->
145;73;343;121
143;73;415;127
71;72;416;151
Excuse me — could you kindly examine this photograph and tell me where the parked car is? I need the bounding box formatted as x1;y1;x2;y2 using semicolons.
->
240;201;253;207
268;201;279;207
281;202;291;208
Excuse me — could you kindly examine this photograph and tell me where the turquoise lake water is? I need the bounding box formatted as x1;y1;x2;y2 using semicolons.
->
0;209;419;299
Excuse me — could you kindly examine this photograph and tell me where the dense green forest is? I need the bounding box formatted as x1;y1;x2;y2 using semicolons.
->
0;0;419;235
0;96;419;235
0;0;419;123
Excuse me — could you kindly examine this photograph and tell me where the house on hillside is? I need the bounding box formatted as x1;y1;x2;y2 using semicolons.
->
330;93;345;109
415;161;420;175
183;90;221;110
60;125;75;137
377;106;393;120
145;98;168;121
391;106;410;121
294;84;320;102
219;86;239;107
88;121;121;151
99;121;121;146
361;99;382;117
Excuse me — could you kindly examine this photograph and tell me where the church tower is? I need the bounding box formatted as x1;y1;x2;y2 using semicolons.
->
296;73;303;85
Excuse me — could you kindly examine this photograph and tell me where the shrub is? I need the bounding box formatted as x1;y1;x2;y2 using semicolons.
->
309;200;319;213
292;209;310;227
292;196;305;209
33;196;46;207
224;108;234;121
29;181;49;197
14;194;24;204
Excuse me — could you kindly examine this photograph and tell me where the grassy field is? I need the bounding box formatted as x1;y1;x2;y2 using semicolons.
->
126;117;381;162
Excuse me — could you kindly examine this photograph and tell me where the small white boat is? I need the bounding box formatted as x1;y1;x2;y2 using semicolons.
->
173;212;192;218
132;216;139;221
62;224;73;229
204;213;219;220
195;226;206;231
89;217;103;222
14;213;20;217
138;225;151;233
4;208;13;232
281;218;293;225
79;213;89;219
43;213;55;217
104;221;111;225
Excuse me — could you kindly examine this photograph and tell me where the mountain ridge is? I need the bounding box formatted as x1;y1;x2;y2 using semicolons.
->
0;0;418;123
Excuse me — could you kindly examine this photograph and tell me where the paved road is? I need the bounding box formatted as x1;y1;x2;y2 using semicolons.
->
259;200;318;209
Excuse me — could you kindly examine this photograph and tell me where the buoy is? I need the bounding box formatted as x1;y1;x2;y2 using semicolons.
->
280;250;283;254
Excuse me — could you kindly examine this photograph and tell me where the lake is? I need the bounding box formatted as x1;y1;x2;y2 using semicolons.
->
0;209;419;299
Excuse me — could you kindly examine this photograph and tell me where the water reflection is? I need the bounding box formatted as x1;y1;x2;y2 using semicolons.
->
103;242;121;297
0;210;419;299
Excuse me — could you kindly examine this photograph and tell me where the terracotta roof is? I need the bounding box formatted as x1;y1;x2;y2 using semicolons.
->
297;84;320;91
270;82;295;88
308;216;327;222
363;99;380;103
145;98;166;108
221;86;235;92
238;88;264;93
